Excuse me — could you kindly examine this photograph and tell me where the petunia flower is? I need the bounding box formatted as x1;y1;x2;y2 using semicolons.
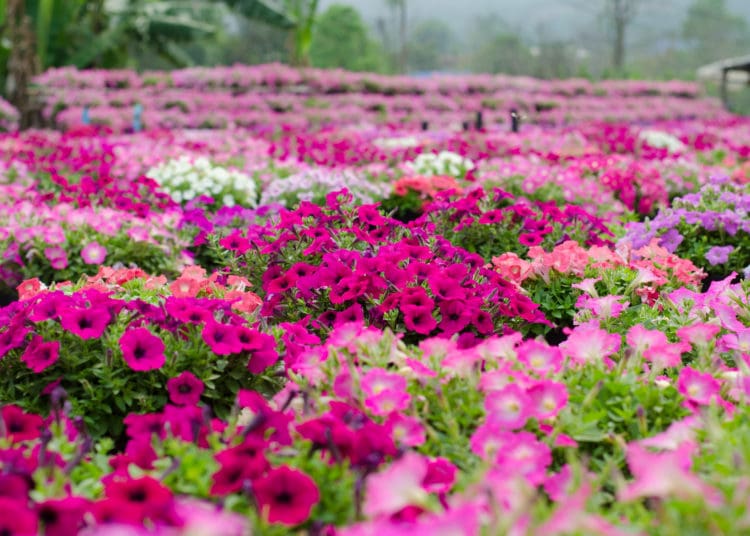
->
119;328;166;372
80;241;107;265
20;336;60;373
167;371;204;406
253;466;320;526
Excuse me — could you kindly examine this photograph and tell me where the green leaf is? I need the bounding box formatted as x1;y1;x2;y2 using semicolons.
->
225;0;296;29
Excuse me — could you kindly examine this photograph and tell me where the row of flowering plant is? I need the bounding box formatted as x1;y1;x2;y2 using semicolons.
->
0;187;190;289
4;301;750;534
0;266;275;439
622;175;750;280
211;191;549;349
414;187;613;261
491;239;705;328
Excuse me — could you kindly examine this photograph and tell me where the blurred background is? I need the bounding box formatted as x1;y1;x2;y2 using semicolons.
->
5;0;750;117
2;0;749;78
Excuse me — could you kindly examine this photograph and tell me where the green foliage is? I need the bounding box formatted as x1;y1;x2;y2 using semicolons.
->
10;231;182;286
223;0;295;29
408;18;455;72
683;0;750;65
311;4;386;72
559;366;689;473
379;189;425;222
417;376;484;471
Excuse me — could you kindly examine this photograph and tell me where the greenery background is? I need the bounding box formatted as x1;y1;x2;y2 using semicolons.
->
4;0;750;113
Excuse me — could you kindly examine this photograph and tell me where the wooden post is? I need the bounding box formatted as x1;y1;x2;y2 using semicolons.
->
510;109;520;133
721;67;730;112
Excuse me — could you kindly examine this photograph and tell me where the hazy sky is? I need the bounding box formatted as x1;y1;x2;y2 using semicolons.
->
319;0;750;47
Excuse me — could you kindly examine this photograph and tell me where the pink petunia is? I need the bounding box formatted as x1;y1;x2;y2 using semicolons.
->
528;380;568;420
361;369;411;416
516;339;563;375
560;322;620;367
484;383;532;430
81;241;107;265
677;367;721;406
44;246;68;270
363;452;428;518
618;441;721;505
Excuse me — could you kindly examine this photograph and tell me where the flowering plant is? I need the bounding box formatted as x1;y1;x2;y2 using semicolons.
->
0;192;190;289
622;175;750;280
259;168;389;208
410;151;475;179
214;191;547;350
0;267;273;438
380;175;462;221
415;188;612;261
491;239;705;330
147;156;258;208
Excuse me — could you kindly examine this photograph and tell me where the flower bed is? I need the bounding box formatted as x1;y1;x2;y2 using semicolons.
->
3;66;750;534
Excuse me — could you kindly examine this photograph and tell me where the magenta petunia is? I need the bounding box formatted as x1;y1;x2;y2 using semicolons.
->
401;305;437;335
1;405;44;443
37;497;89;536
104;475;174;522
253;465;320;526
59;306;111;340
202;320;243;355
20;336;60;373
438;299;472;335
0;497;38;536
519;232;544;246
119;327;166;372
167;371;204;406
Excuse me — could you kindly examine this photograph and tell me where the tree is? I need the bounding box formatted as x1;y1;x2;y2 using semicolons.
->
310;4;385;72
224;0;325;66
564;0;639;74
408;18;454;72
68;0;221;69
383;0;407;73
283;0;319;66
607;0;639;73
468;15;531;75
0;0;226;71
5;0;41;128
682;0;749;64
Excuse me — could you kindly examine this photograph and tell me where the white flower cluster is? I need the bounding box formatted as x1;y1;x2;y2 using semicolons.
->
411;151;475;178
260;168;390;207
638;130;686;154
372;135;421;149
146;156;257;207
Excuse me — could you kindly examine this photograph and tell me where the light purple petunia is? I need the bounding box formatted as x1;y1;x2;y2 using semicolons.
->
705;245;734;266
